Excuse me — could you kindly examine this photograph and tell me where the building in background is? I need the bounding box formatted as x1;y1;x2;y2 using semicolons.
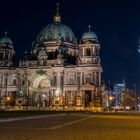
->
101;81;115;110
114;81;125;109
0;3;103;111
101;82;109;109
101;80;135;111
122;88;135;110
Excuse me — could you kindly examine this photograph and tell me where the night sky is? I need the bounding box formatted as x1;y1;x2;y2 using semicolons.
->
0;0;140;93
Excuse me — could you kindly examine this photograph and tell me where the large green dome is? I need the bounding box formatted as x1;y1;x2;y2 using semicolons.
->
35;3;77;45
36;22;77;44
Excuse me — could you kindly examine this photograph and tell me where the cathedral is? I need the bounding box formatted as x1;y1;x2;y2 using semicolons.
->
0;4;103;111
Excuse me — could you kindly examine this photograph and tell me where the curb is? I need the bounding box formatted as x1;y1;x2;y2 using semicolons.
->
0;113;66;123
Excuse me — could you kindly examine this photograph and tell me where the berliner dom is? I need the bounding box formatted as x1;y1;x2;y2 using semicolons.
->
0;3;102;111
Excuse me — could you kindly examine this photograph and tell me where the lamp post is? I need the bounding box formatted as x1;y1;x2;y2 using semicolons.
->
109;96;114;110
133;84;137;110
5;73;8;108
6;96;10;110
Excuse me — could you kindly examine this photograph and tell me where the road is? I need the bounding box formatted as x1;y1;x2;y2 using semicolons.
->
0;112;140;140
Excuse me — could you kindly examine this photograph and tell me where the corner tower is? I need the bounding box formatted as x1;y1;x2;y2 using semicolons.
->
78;26;103;107
0;32;15;68
78;25;100;66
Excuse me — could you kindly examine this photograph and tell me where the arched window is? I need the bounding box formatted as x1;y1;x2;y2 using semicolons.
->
69;77;74;85
85;48;91;56
12;79;17;85
0;51;3;59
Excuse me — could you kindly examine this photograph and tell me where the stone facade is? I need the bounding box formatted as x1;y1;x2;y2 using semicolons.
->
0;4;103;111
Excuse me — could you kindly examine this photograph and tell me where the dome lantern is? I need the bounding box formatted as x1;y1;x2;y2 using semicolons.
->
54;3;61;23
5;31;8;37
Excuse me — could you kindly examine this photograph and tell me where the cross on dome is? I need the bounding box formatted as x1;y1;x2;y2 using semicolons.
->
88;25;91;31
5;31;8;37
56;3;60;11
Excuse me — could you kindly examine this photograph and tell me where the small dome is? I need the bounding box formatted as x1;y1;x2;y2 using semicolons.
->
82;31;98;41
0;37;13;45
37;22;77;44
0;32;13;46
81;25;98;42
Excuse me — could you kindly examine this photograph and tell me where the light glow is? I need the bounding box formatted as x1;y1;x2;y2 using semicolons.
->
55;89;60;96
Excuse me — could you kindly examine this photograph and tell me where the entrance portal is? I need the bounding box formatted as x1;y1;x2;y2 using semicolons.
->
28;73;53;107
85;91;92;107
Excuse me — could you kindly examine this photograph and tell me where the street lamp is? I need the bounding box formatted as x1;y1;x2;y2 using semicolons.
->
5;73;8;107
109;96;114;110
6;96;11;110
6;96;10;101
109;96;114;101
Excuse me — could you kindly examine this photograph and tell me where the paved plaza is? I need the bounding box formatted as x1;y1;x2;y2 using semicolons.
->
0;112;140;140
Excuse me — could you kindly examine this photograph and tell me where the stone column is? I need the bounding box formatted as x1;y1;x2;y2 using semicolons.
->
95;72;97;85
56;72;60;90
82;72;84;85
82;91;85;107
92;46;95;56
99;71;101;87
77;72;80;95
65;91;67;107
91;89;94;106
60;72;63;96
82;47;84;56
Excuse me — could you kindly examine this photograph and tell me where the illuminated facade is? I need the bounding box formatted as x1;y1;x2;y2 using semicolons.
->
0;4;102;110
114;81;125;108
